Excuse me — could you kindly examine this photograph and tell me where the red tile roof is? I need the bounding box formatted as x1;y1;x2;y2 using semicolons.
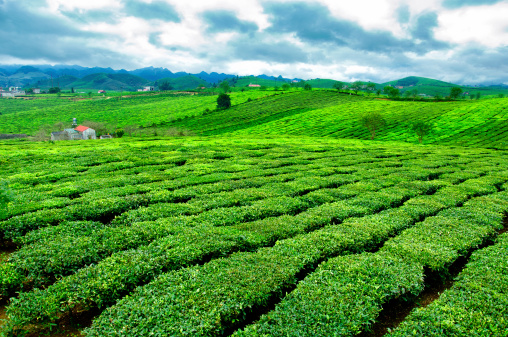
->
75;125;90;132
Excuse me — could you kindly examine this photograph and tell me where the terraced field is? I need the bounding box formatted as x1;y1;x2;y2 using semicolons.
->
1;137;507;336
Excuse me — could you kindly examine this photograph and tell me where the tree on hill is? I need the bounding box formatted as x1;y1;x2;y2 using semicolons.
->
333;81;344;92
159;80;173;91
282;83;290;91
304;83;312;91
219;80;231;93
360;112;386;140
366;83;376;95
351;81;363;94
450;87;463;99
383;86;400;98
49;87;61;94
217;93;231;109
411;120;433;143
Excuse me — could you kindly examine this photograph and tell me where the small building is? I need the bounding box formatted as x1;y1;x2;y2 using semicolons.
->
143;86;154;91
248;84;261;88
51;129;80;141
33;89;41;94
98;90;106;94
51;131;69;141
100;135;113;139
75;125;96;140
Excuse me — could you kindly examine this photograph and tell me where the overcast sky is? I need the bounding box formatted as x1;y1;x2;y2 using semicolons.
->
1;0;507;84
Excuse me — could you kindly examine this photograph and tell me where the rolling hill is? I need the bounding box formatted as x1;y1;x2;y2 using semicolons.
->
381;76;508;97
63;73;150;91
2;89;508;149
156;75;209;90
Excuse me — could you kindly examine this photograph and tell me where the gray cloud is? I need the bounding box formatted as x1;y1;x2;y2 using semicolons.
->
0;1;131;67
442;0;505;9
230;38;308;63
202;10;258;33
264;2;446;55
123;0;180;22
397;5;411;24
411;12;438;40
409;12;449;52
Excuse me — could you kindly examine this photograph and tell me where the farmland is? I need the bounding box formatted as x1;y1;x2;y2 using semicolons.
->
1;90;508;148
1;90;508;336
0;134;507;336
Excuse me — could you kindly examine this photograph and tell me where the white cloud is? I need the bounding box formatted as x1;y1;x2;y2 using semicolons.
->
435;2;508;47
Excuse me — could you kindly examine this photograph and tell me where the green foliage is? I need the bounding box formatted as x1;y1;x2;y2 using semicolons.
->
48;87;60;94
217;93;231;109
333;81;344;92
219;80;231;93
360;112;386;140
0;181;13;219
158;80;173;91
351;80;363;94
115;129;124;138
1;137;508;336
384;86;400;98
388;233;508;336
411;120;433;143
303;83;312;91
450;86;463;99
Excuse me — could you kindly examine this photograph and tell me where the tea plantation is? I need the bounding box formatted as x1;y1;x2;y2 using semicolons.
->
0;91;508;336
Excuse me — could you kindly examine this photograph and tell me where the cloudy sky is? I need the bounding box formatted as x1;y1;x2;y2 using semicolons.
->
1;0;508;84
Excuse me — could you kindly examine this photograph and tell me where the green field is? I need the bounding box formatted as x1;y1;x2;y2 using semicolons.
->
2;90;508;148
0;91;508;336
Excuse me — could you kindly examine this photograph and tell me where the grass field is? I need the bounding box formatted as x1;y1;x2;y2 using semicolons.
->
0;90;508;336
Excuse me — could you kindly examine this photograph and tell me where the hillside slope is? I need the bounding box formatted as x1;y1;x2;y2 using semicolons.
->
156;75;209;90
164;90;508;148
1;89;508;149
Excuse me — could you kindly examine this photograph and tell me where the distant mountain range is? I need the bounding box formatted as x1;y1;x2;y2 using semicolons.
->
0;64;242;90
1;64;507;96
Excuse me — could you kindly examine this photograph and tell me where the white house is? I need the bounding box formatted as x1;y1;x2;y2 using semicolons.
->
75;125;97;140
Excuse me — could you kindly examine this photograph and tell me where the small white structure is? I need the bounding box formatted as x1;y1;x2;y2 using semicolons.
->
248;84;261;88
75;125;97;140
100;135;113;139
33;89;41;94
143;86;154;91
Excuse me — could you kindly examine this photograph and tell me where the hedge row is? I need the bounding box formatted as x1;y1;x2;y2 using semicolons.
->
2;151;392;235
80;176;506;336
388;233;508;336
4;173;359;282
3;170;425;292
2;176;442;334
232;185;508;336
